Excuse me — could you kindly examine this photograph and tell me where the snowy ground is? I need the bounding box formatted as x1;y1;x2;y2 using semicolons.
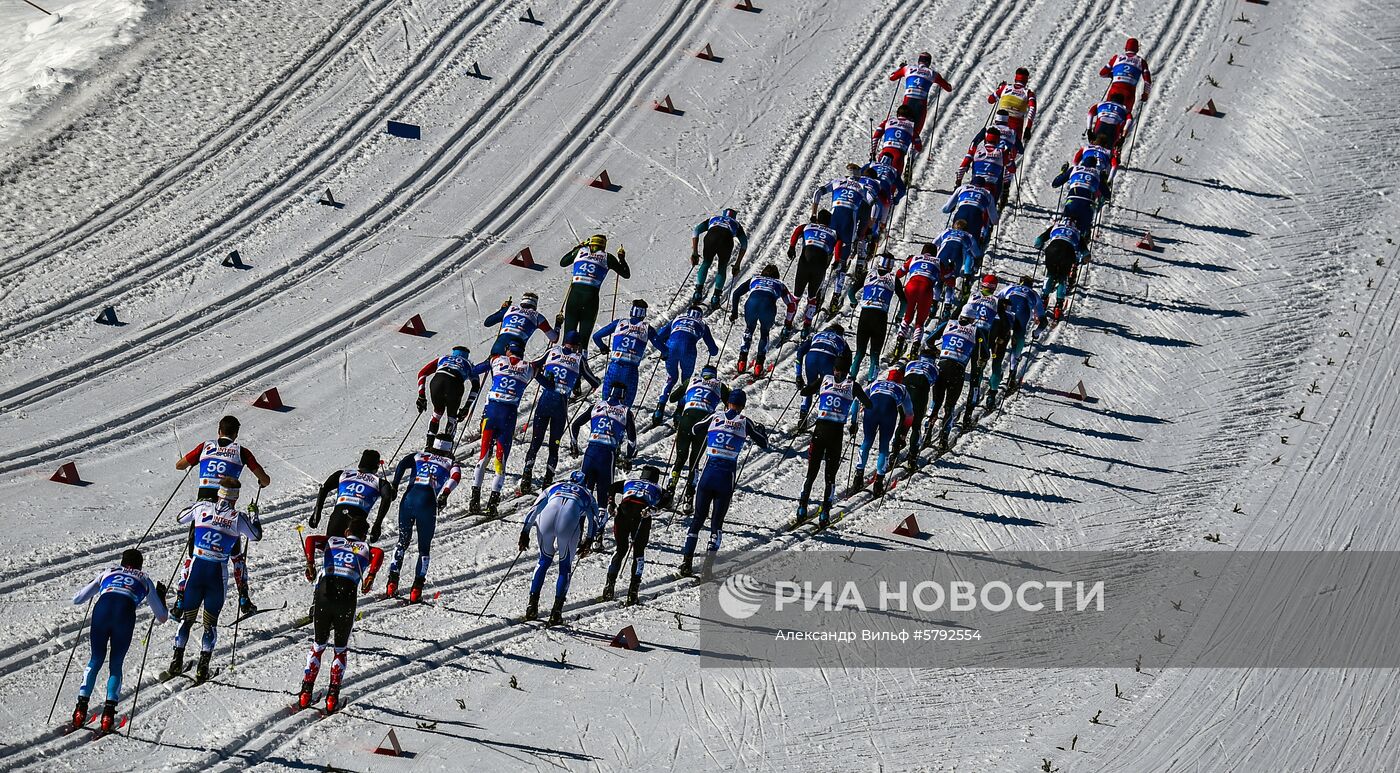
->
2;0;1398;769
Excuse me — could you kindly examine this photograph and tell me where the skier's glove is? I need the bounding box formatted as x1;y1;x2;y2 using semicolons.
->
787;245;795;260
730;262;740;276
616;246;626;260
518;532;530;552
361;572;375;595
369;524;381;543
305;559;316;582
570;442;581;457
729;310;738;323
247;501;260;517
308;512;320;529
954;172;964;187
690;252;700;266
156;582;169;608
847;420;857;437
500;297;511;309
416;395;427;413
795;374;805;390
436;491;449;509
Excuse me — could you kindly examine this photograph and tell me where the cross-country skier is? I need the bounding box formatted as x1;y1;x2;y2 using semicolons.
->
663;363;729;506
1035;219;1090;319
893;345;939;465
926;311;979;449
483;291;558;357
652;304;719;425
786;209;844;334
467;340;555;517
602;465;669;605
865;155;907;237
796;353;870;527
1072;135;1119;181
887;52;953;136
729;264;797;377
1086;92;1132;148
810;168;874;265
689;209;749;306
941;178;999;248
309;450;393;541
851;367;914;496
891;242;939;360
173;415;269;615
386;434;461;603
166;478;262;683
795;323;852;426
71;548;168;733
987;67;1037;137
957;127;1014;204
986;275;1045;408
679;389;768;576
1099;37;1152;114
519;331;600;494
519;470;600;625
958;274;1002;426
297;516;383;713
415;345;482;437
1051;157;1112;234
870;104;923;174
592;299;665;409
849;253;904;382
558;234;631;349
569;381;637;517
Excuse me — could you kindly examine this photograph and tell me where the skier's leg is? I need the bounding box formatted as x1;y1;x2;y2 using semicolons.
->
79;605;112;699
755;305;776;367
706;475;734;553
390;501;414;575
415;503;437;583
529;502;560;596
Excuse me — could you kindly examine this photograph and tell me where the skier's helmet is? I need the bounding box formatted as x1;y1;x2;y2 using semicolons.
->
980;273;999;295
630;299;649;322
921;241;936;256
217;477;241;502
700;363;719;380
917;51;933;66
359;449;381;471
451;345;470;358
826;321;845;336
640;465;662;484
958;311;975;325
876;253;895;274
121;548;144;570
886;367;904;384
505;338;525;358
563;330;584;349
1020;275;1033;287
835;351;853;378
348;517;370;540
728;388;748;410
762;263;780;279
896;103;914;120
685;302;705;318
607;380;628;402
816;209;832;226
1125;37;1139;53
722;207;739;219
984;127;1001;144
431;433;455;457
1081;155;1099;169
1014;67;1030;84
588;234;607;251
520;292;538;309
570;470;588;485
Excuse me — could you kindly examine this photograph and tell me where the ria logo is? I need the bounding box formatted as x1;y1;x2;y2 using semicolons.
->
717;573;764;620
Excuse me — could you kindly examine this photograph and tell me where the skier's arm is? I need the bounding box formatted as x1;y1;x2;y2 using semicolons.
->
810;181;832;212
569;412;590;447
175;444;202;470
303;534;326;579
579;357;601;390
747;418;770;450
900;389;914;427
540;316;559;343
691;416;714;438
391;454;413;492
363;548;385;593
73;571;103;604
887;65;906;81
934;70;952;91
788;225;804;256
702;324;719;357
624;412;637;448
559;246;581;267
730;281;751;317
591;321;615;353
175;503;197;526
894;279;907;303
734;222;749;259
1099;55;1114;78
985;196;999;225
416;359;438;396
691;219;710;257
1140;62;1152;101
144;576;170;622
239;509;264;542
310;470;340;527
719;384;731;404
440;463;462;498
483;306;507;328
940;190;958;214
609;249;632;279
373;479;394;536
853;382;874;408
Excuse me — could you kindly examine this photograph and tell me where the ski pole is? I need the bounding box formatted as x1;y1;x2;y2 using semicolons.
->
476;550;524;621
389;412;423;464
46;594;95;725
125;613;157;736
136;465;193;548
229;486;261;670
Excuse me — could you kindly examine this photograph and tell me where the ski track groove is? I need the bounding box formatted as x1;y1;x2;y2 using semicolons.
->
0;0;396;280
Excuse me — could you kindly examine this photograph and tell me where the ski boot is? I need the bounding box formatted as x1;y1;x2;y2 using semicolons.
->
524;591;540;622
752;355;765;377
468;486;483;515
542;464;556;488
486;491;501;519
817;499;834;529
517;463;535;495
678;553;695;578
961;411;974;431
385;570;400;598
890;335;906;361
797;407;809;429
626;576;641;607
600;578;616;602
708;290;723;309
72;695;89;729
938;428;951;451
873;473;886;498
546;596;565;627
195;651;212;684
297;679;315;709
238;592;257;618
735;354;748;375
166;647;186;678
795;502;809;523
985;388;999;411
409;577;425;604
325;684;341;714
852;466;866;492
650;405;665;429
100;700;117;734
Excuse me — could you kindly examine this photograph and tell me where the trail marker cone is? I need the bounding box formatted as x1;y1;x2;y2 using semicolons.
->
610;625;640;650
50;462;82;485
589;170;618;191
221;250;249;269
1197;99;1220;117
1136;230;1156;251
696;43;722;62
468;61;487;79
318;188;339;207
508;247;542;270
399;314;431;336
253;388;286;411
95;306;119;325
520;6;542;24
653;95;681;115
386;120;422;140
734;0;760;12
374;728;410;757
1071;380;1087;401
892;514;922;538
